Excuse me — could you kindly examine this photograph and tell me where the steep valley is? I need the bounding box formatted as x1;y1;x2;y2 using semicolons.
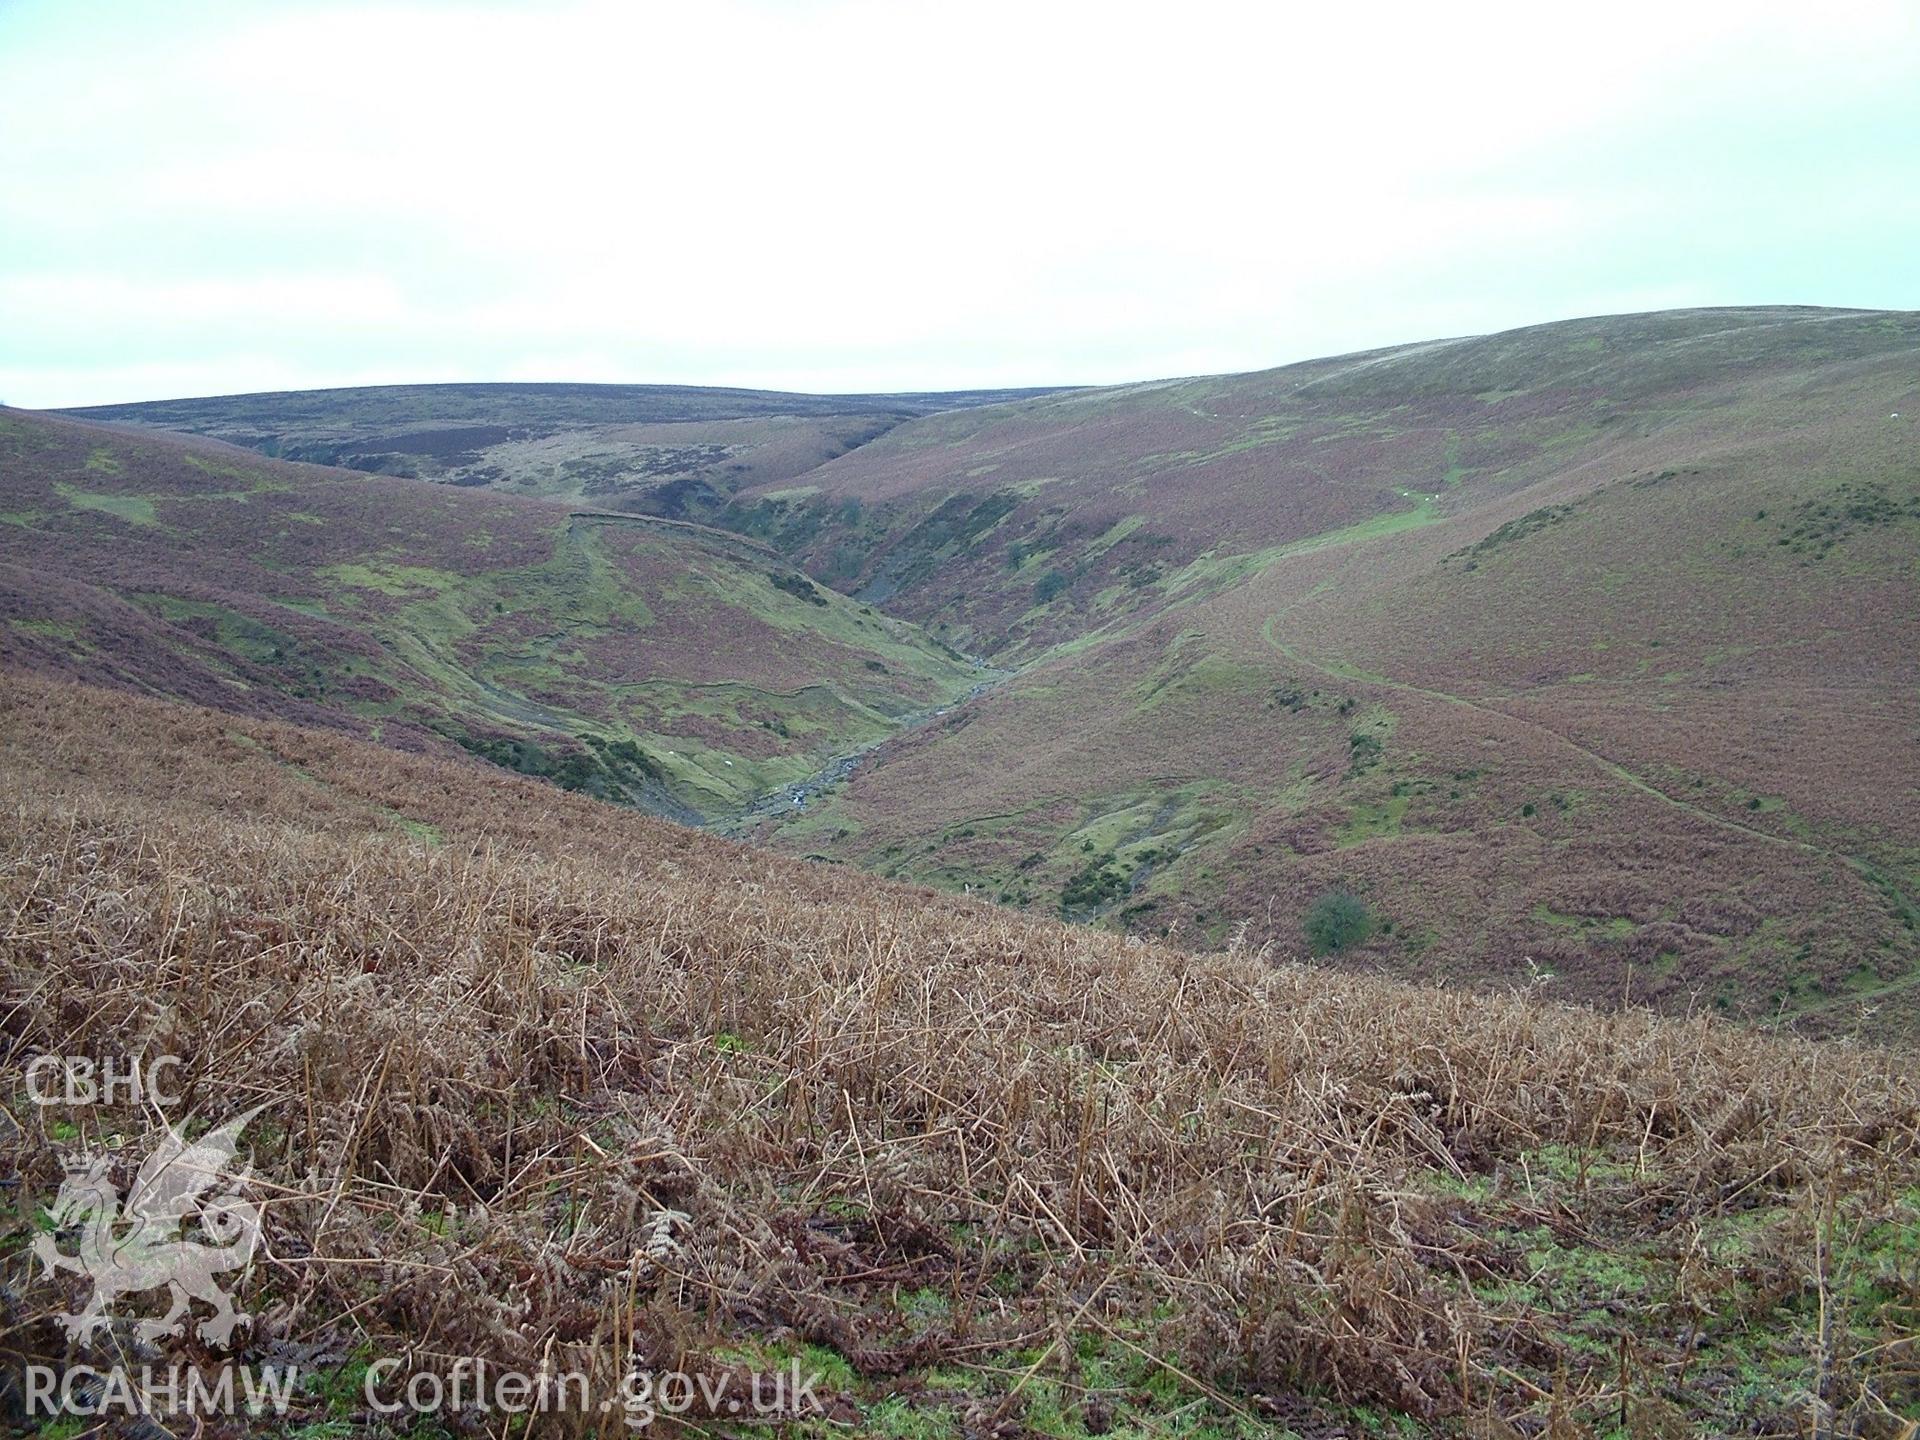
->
21;305;1920;1038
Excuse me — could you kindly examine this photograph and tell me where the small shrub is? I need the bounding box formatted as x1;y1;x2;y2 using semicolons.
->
768;571;829;606
1304;890;1373;955
1347;730;1383;772
1060;855;1129;912
1033;568;1072;604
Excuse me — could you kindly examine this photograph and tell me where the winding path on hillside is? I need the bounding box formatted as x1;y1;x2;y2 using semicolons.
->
1256;613;1920;979
1257;612;1838;860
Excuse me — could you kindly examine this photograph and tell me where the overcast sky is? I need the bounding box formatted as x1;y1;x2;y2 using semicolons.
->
2;0;1916;407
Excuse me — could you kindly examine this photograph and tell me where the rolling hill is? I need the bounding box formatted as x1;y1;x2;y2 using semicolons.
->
63;380;1067;512
720;308;1920;1036
0;408;982;820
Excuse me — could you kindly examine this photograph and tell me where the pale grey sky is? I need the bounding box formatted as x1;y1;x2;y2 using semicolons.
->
2;0;1916;406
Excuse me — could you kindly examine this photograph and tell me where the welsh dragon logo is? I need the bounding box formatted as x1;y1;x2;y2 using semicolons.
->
33;1107;265;1345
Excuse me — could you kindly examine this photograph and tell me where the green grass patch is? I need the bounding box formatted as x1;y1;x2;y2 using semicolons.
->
55;482;159;527
1337;791;1409;846
1531;904;1637;940
316;561;460;597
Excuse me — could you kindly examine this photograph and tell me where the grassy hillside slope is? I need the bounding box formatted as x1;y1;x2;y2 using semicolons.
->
21;309;1917;1036
64;381;1068;512
735;310;1920;1036
0;409;981;820
2;674;1916;1437
737;307;1918;654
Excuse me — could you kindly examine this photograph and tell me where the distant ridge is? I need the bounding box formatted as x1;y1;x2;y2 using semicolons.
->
60;378;1074;428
